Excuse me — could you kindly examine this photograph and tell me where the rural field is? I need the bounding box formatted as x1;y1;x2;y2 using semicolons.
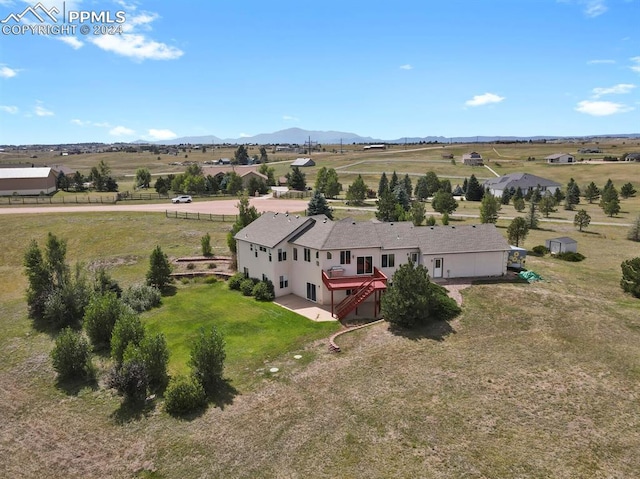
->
1;142;640;478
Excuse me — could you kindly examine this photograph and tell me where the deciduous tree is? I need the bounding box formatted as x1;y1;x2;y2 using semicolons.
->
190;326;226;397
507;217;529;247
479;193;501;223
574;209;591;232
431;190;458;215
346;175;367;206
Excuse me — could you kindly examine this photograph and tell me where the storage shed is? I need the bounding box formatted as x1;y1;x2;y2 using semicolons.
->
545;237;577;254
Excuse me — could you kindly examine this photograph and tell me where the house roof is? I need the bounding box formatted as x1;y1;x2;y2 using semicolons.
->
415;224;510;254
236;214;510;256
291;158;315;166
0;167;53;179
546;236;577;244
462;152;482;159
234;212;312;248
483;172;561;191
545;153;572;160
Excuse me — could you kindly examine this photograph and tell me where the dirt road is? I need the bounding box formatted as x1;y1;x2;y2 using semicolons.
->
0;197;310;216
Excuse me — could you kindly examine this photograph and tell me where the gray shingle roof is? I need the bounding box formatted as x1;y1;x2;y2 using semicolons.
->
234;212;312;248
415;224;510;254
483;172;560;190
546;236;577;244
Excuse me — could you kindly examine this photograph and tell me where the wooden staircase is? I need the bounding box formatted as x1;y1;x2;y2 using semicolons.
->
335;277;377;320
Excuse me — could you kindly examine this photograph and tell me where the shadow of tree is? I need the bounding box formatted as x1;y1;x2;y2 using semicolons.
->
55;375;98;396
209;378;239;410
110;397;157;424
389;320;456;342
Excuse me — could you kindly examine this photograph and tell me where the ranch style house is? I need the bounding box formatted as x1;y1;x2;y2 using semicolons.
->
235;213;511;319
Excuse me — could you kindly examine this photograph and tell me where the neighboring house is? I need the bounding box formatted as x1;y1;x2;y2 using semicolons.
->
215;158;231;165
545;237;577;254
546;153;574;164
291;158;315;167
578;148;602;154
202;166;268;190
235;214;511;319
624;152;640;162
483;172;561;197
0;167;57;196
462;152;483;166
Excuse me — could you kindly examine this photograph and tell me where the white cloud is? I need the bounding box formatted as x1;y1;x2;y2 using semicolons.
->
89;33;183;61
283;115;299;121
239;133;251;138
71;119;87;126
399;64;413;70
109;125;136;136
0;65;18;78
587;59;615;64
124;12;159;32
34;103;54;116
584;0;607;17
631;57;640;73
592;83;636;98
57;36;84;50
465;92;505;107
575;100;634;116
71;119;113;128
147;129;177;140
0;105;18;114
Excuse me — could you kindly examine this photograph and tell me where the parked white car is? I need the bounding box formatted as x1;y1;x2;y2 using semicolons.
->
171;195;192;203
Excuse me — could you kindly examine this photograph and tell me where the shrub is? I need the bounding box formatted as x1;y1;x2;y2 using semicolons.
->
201;233;212;257
555;252;585;262
426;215;436;226
620;257;640;298
111;312;145;365
190;326;226;397
84;292;129;349
204;275;217;284
427;283;462;321
227;273;244;291
121;284;161;312
240;278;255;296
51;328;93;380
186;263;195;270
108;360;148;404
531;245;548;256
441;213;449;225
207;262;216;269
164;375;206;416
253;279;275;301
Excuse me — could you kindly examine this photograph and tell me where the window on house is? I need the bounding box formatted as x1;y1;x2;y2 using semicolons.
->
268;250;272;262
278;249;287;262
357;256;373;275
410;252;419;264
340;250;351;265
327;252;332;260
304;248;311;262
382;253;395;268
316;251;319;259
293;248;298;261
279;275;288;289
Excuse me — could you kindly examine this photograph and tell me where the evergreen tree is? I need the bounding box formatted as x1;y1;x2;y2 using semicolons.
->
513;186;524;201
225;172;243;195
465;174;484;201
394;185;411;211
432;190;458;215
439;179;452;193
376;189;400;222
389;171;399;193
553;187;565;204
23;239;52;320
525;199;540;229
574;209;591;232
565;178;580;210
378;172;389;197
620;182;636;199
479;193;501;223
259;146;269;163
323;168;341;199
584;182;600;204
307;191;333;219
233;145;249;165
227;196;260;254
513;197;525;212
402;174;412;198
190;326;226;397
146;246;172;291
346;175;367;206
425;171;441;196
501;188;512;205
410;201;426;226
286;166;306;191
414;176;430;201
600;184;621;217
507;217;529;247
539;194;557;218
258;163;276;186
620;257;640;298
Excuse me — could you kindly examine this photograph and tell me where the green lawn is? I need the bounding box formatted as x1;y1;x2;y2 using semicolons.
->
143;281;339;388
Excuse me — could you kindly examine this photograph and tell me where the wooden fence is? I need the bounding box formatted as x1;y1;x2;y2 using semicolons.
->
0;195;117;205
165;210;237;222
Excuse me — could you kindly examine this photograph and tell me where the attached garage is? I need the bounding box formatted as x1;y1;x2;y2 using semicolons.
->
0;167;58;196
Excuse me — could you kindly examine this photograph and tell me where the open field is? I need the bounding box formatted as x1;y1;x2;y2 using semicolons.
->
1;152;640;476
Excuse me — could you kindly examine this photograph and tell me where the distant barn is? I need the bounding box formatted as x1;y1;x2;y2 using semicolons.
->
363;144;386;151
291;158;315;167
545;237;577;255
462;152;483;166
0;167;58;196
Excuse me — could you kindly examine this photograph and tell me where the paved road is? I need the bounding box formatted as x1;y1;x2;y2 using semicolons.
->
0;197;310;216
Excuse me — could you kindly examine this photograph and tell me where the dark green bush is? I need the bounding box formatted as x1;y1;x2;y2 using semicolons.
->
531;245;548;256
164;375;206;416
204;275;217;284
227;273;244;291
186;263;195;270
555;252;585;262
108;360;148;404
426;215;436;226
240;278;255;296
253;279;275;301
51;328;93;380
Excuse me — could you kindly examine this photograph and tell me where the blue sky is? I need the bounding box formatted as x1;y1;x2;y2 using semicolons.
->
0;0;639;144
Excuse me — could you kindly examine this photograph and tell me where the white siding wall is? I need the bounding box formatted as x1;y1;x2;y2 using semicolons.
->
236;240;294;298
290;246;323;302
422;251;507;278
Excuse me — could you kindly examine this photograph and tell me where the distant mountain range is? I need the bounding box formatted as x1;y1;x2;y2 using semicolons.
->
137;127;640;146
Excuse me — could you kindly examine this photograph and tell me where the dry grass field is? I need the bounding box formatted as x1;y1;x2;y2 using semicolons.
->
1;141;640;478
